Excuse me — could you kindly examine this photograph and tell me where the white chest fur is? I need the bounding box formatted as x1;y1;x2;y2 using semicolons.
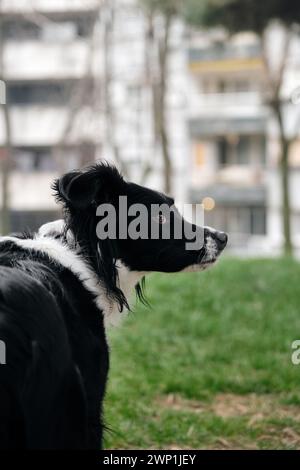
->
0;233;143;328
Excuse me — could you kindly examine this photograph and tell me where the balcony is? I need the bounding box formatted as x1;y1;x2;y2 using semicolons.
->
189;92;265;119
0;171;58;210
189;43;261;63
1;0;100;15
189;115;267;138
4;40;96;81
190;184;266;207
188;43;263;74
0;105;103;146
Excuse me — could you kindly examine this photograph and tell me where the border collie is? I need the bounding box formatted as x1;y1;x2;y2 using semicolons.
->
0;163;227;449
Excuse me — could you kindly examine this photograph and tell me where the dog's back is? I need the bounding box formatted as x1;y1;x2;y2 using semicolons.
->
0;263;88;449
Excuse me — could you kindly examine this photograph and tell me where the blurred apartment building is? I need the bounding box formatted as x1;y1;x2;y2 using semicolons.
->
0;0;188;232
0;0;300;254
187;28;300;254
0;0;104;230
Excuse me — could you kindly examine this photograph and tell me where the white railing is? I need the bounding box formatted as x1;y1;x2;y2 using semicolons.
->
0;171;58;210
1;0;99;14
189;92;264;117
4;40;95;80
0;106;103;146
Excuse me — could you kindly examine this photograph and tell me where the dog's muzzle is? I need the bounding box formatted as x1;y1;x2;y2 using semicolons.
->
198;228;228;265
214;230;228;251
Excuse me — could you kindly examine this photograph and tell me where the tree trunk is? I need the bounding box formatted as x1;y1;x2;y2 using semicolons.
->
102;0;128;177
157;14;172;194
140;13;156;184
261;30;293;256
280;137;292;256
273;102;293;256
160;121;171;194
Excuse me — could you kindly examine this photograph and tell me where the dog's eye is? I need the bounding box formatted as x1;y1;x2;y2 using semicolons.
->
153;214;167;224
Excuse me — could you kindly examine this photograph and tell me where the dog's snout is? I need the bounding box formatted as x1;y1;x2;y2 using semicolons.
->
215;231;228;249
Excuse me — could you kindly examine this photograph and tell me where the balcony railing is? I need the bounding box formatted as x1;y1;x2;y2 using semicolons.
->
189;43;262;63
0;171;58;210
0;106;103;146
190;184;266;206
1;0;99;14
189;115;267;138
189;92;264;118
4;40;96;80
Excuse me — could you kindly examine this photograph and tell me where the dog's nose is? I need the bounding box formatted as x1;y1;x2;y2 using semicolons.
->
215;231;228;249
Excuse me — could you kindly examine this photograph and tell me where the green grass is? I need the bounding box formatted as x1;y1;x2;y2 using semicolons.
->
105;258;300;449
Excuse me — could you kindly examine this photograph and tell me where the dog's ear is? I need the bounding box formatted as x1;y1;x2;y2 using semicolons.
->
53;164;125;209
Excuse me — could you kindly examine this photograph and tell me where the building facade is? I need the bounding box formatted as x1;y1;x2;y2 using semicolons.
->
0;1;299;255
0;0;189;232
187;28;300;255
0;0;104;230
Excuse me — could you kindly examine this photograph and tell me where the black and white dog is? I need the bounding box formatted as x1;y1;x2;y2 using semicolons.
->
0;163;227;449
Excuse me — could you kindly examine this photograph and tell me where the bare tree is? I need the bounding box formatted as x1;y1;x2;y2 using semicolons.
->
55;0;129;177
53;6;101;173
139;0;181;194
155;12;173;194
139;11;157;184
261;27;294;256
102;0;128;177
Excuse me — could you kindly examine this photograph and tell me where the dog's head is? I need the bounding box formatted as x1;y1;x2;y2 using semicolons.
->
53;164;227;309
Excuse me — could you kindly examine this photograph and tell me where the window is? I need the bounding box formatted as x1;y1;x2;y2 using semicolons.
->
10;210;61;233
3;20;41;40
13;147;57;172
258;136;266;166
8;82;73;106
11;145;96;174
218;138;228;166
217;135;254;166
204;206;266;236
236;136;250;165
250;207;266;235
75;17;94;38
3;17;93;41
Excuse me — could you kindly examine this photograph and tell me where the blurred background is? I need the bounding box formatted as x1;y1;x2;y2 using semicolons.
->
0;0;300;257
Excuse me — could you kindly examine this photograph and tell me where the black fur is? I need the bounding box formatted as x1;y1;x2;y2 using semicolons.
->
0;243;108;449
53;164;129;312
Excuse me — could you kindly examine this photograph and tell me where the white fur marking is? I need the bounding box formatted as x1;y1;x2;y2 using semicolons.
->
0;234;139;328
203;236;218;262
112;262;145;326
39;219;75;245
38;219;65;238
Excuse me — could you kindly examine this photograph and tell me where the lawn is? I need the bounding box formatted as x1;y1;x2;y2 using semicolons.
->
105;258;300;450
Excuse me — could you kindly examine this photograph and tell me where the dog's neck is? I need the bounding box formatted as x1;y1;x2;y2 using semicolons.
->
0;220;143;327
38;219;144;327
